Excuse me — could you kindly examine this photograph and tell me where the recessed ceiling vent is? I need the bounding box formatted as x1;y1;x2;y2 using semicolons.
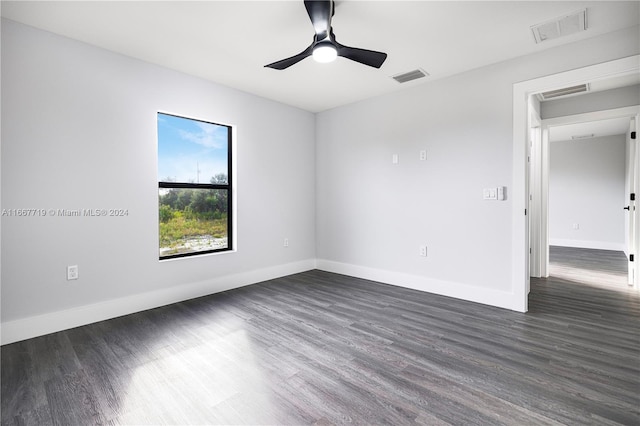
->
392;68;429;84
538;83;590;101
531;9;587;44
571;133;595;140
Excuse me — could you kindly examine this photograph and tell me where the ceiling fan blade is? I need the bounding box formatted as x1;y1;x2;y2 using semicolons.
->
304;0;333;37
264;44;314;70
265;0;387;70
336;43;388;69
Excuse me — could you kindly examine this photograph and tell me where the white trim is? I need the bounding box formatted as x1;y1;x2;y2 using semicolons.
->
632;114;640;289
549;239;625;252
316;259;520;312
539;105;640;278
529;122;543;278
1;259;316;345
543;106;640;128
512;55;640;313
541;127;550;278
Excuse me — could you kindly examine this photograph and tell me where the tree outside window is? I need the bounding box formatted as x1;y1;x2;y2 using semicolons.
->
157;112;232;259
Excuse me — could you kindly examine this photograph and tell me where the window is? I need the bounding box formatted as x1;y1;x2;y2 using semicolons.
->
157;112;232;259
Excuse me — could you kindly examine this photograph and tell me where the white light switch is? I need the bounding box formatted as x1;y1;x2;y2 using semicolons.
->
483;188;497;200
392;154;399;164
484;187;506;201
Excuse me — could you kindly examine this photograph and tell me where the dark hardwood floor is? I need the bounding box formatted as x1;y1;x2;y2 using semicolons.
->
2;250;639;425
547;245;629;290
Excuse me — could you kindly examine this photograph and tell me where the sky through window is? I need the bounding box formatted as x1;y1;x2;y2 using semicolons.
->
158;113;228;183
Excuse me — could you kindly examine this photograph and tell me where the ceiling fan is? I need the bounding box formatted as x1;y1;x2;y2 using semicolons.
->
264;0;387;70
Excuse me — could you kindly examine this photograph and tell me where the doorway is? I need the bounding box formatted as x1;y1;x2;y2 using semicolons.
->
541;111;637;293
512;55;640;312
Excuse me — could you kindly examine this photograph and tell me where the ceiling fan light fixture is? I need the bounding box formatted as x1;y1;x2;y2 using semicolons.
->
264;1;386;70
312;43;337;63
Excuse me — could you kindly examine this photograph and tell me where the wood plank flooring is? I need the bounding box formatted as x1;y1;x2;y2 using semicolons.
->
546;246;629;290
2;249;639;425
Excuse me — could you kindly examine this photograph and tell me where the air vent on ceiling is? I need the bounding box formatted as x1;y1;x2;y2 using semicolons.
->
538;83;590;101
571;133;595;140
531;9;587;44
392;68;429;84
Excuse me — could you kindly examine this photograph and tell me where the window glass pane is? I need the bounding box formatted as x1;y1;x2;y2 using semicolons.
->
159;188;229;257
157;112;232;259
158;113;228;184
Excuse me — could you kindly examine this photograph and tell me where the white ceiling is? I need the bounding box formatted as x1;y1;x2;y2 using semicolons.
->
2;1;639;112
549;116;633;142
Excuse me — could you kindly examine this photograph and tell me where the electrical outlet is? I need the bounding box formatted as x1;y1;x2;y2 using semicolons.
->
67;265;79;280
420;150;427;161
284;238;289;247
419;246;427;257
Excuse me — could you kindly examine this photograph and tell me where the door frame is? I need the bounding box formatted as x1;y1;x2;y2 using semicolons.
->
538;106;640;279
629;117;636;285
511;55;640;312
529;114;543;278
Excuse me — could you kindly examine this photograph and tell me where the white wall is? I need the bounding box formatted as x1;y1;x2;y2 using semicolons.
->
541;84;640;119
540;81;638;253
1;19;316;343
549;135;626;250
316;26;639;309
2;18;639;343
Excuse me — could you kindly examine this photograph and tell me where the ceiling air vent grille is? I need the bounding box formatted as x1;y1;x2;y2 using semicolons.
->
531;9;587;44
539;83;589;100
571;133;595;140
392;68;429;84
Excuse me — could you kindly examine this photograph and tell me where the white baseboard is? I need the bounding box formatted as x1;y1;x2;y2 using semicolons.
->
549;239;625;252
1;259;316;346
316;259;522;312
